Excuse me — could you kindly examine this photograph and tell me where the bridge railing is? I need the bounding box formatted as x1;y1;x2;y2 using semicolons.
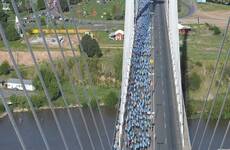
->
166;0;191;149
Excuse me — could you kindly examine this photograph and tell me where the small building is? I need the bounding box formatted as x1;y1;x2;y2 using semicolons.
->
197;0;206;3
178;24;191;35
109;30;124;41
5;78;35;91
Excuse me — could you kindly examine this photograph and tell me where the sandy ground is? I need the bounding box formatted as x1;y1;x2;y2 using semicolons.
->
0;50;79;66
179;10;230;28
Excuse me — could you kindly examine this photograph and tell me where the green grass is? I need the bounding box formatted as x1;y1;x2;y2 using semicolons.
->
65;0;125;20
197;2;230;11
52;83;119;107
183;24;230;115
93;31;123;46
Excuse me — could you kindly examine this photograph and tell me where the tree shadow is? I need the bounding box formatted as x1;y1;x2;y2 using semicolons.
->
180;33;189;106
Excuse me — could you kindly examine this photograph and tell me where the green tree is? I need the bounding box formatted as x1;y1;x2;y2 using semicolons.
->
60;0;69;12
81;34;102;58
5;23;20;41
33;65;60;100
0;3;9;25
103;91;118;108
37;0;45;10
0;61;10;75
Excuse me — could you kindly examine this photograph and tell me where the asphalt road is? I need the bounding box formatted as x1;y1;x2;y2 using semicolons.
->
153;1;182;150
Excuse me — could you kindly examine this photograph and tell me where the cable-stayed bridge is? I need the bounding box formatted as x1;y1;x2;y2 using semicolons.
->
1;0;230;150
114;0;191;149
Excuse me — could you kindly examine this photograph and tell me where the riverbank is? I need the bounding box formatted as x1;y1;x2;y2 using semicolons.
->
0;103;116;120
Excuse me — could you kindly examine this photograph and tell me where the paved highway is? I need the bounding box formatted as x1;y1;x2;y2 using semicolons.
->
153;1;182;150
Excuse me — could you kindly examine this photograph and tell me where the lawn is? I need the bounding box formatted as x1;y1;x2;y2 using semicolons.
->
65;0;125;20
197;2;230;11
183;24;230;118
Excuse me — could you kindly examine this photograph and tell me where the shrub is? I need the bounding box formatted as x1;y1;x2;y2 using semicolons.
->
31;93;46;108
103;91;118;108
0;61;10;75
213;26;221;35
189;72;201;91
10;95;28;109
195;61;202;67
33;64;60;100
89;98;98;108
5;23;20;41
81;35;102;58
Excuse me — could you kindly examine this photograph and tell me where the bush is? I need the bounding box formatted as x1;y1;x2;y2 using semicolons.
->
103;91;118;108
89;98;98;108
5;24;20;41
189;72;201;91
0;61;10;75
213;26;221;35
33;64;60;100
31;93;46;109
40;17;46;26
81;35;102;58
10;95;28;109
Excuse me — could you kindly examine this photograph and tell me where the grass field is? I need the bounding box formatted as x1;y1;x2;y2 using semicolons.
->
197;2;230;11
66;0;125;20
183;24;230;118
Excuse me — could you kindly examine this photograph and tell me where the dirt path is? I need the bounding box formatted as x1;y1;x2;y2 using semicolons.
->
179;10;230;28
0;51;79;66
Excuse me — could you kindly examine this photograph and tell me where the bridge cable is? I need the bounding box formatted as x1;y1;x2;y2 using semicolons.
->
197;45;230;150
50;1;109;150
208;82;230;150
54;1;112;149
65;2;113;148
11;1;70;149
0;24;51;150
42;0;104;149
28;1;85;149
191;17;230;148
219;104;230;149
0;91;27;150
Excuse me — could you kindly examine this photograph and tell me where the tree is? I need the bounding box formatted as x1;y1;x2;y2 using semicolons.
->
5;23;20;41
0;61;10;75
81;34;102;57
0;3;9;25
37;0;45;10
33;65;60;100
60;0;69;12
103;91;118;108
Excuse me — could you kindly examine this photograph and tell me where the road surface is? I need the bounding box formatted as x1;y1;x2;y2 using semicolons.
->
153;1;182;150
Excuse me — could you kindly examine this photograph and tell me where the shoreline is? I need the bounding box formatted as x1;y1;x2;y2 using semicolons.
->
0;103;108;119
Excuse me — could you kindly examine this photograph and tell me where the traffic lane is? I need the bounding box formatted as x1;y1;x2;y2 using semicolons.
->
159;3;182;150
153;3;168;149
154;2;181;150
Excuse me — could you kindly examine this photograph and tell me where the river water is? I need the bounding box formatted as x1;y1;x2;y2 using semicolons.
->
0;108;229;150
